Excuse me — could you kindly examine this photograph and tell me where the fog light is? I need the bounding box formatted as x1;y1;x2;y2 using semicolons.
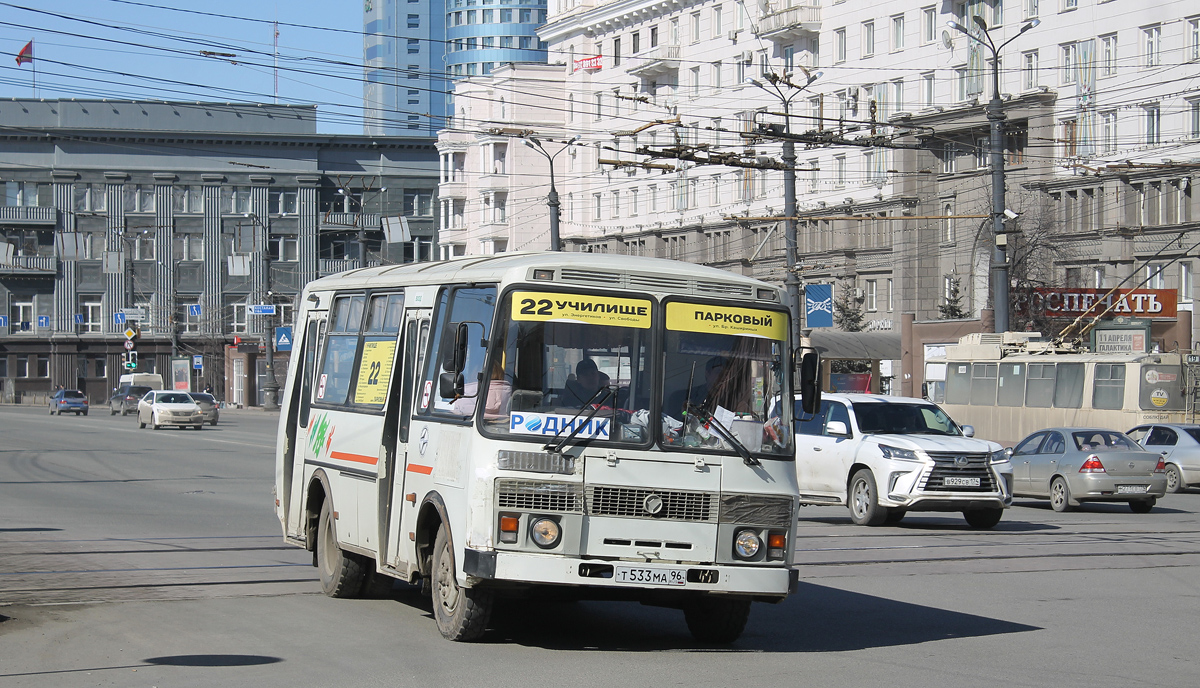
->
733;529;761;559
529;517;561;549
499;514;519;544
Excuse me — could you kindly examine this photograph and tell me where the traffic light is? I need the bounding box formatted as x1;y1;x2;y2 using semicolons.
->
124;351;138;370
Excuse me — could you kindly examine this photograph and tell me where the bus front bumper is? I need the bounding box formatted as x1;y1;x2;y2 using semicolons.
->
463;548;796;598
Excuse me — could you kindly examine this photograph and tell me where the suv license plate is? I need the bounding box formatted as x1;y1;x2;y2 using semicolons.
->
944;476;981;487
1117;485;1148;494
614;566;686;587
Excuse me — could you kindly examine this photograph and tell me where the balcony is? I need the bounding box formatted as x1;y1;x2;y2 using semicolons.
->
758;5;821;42
0;255;57;275
627;45;681;77
0;206;57;225
439;180;468;200
320;212;381;230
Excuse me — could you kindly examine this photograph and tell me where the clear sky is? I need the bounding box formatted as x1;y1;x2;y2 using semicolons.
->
0;0;365;133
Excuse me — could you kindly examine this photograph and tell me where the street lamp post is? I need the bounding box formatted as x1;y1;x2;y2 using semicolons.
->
948;16;1039;334
246;212;279;410
746;69;821;348
524;134;581;252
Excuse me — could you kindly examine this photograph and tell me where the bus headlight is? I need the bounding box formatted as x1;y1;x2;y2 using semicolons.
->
529;517;561;549
733;529;761;559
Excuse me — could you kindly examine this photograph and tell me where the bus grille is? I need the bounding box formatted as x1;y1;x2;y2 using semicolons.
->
496;479;583;513
586;485;717;522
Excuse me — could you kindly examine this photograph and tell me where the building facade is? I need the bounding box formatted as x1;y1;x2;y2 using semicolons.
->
518;0;1200;338
1;100;438;406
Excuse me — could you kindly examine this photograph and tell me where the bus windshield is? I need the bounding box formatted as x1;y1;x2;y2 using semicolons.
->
661;300;792;458
480;290;654;446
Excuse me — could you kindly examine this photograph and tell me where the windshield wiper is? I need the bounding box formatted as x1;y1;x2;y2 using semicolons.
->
543;385;617;455
684;400;760;467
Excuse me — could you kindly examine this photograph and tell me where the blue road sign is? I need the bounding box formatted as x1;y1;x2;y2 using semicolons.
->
75;314;83;324
275;326;293;352
193;354;203;370
188;304;202;317
114;312;127;325
805;284;834;328
37;315;50;328
0;315;8;327
248;304;276;316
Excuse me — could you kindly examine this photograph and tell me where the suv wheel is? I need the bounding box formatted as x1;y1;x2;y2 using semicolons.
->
848;468;887;526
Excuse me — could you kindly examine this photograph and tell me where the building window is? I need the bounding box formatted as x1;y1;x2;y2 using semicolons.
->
712;6;723;35
711;60;722;89
1146;263;1166;289
834;155;847;187
269;236;298;261
942;144;957;174
691;12;701;43
632;31;640;54
1182;262;1194;302
835;29;847;63
1061;43;1077;84
78;300;101;333
1100;34;1117;77
943;202;955;241
1025;0;1038;18
887;278;894;311
1101;110;1118;153
407;14;419;28
862;21;875;57
612;37;621;66
1022;50;1039;90
954;68;968;101
922;7;936;43
1144;104;1161;145
1143;25;1161;67
891;15;905;51
73;183;107;212
921;72;935;107
1189;17;1200;61
1190;100;1200;138
592;193;602;220
865;280;878;311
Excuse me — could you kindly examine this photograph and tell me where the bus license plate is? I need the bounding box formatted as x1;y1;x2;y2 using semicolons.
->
614;566;686;587
1117;484;1148;494
944;476;981;487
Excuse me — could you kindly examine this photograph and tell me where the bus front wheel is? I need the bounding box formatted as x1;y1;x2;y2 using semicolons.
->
431;525;493;641
317;499;365;598
683;595;752;644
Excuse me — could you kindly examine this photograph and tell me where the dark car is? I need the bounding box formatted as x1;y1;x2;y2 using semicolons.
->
110;385;152;416
189;392;220;426
49;389;89;416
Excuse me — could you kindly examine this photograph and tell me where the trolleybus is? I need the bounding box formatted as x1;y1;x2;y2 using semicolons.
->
274;252;820;642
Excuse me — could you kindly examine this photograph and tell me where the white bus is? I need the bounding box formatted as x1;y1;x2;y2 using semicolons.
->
929;334;1187;447
274;252;820;642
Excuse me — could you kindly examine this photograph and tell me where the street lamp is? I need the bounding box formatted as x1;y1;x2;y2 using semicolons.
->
745;67;822;348
948;16;1039;333
245;212;279;410
523;134;581;252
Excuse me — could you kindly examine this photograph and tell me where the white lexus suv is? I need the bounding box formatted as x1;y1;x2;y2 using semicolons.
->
793;394;1013;528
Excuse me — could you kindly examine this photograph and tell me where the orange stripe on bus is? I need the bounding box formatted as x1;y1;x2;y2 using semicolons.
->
406;464;433;475
329;451;379;465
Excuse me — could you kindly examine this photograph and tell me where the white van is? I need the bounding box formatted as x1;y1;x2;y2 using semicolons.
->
119;373;163;390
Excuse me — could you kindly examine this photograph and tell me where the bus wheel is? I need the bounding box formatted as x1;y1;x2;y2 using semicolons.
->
317;500;365;598
848;469;887;526
683;595;752;644
431;525;493;641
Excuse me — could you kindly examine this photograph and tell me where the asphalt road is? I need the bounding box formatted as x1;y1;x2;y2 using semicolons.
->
1;405;1198;687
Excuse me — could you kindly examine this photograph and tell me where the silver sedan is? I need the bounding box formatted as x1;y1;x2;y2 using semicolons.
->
1009;427;1167;513
1127;424;1200;493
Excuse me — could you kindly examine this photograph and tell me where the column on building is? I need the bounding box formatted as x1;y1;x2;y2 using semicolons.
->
50;171;79;387
248;177;271;337
153;173;176;358
296;176;320;287
103;172;129;336
200;174;225;338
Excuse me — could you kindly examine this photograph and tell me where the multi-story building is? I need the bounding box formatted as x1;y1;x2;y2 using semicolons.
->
437;63;570;256
364;0;551;135
528;0;1199;337
1;100;438;406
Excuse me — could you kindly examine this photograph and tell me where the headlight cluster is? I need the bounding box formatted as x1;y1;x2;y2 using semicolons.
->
879;444;921;461
498;513;562;549
733;528;789;561
733;529;761;559
989;449;1010;464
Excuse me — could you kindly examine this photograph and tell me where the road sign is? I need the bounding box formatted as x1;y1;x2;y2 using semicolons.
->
124;327;138;340
188;304;202;317
74;314;83;324
120;307;146;320
193;354;203;370
37;315;50;328
247;304;276;316
1188;354;1200;365
123;339;134;351
114;312;126;325
275;326;293;352
0;315;7;327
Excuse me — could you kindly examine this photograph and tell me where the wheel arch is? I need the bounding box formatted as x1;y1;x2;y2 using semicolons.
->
304;469;333;552
416;491;451;578
846;462;873;492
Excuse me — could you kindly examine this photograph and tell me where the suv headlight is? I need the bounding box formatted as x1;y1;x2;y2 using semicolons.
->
879;444;920;461
989;449;1010;464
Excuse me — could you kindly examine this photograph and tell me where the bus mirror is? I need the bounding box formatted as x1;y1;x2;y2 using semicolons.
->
440;322;470;374
439;371;465;399
798;349;822;416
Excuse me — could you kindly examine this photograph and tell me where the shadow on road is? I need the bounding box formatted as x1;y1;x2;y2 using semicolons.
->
144;654;282;667
1012;500;1188;514
384;580;1039;652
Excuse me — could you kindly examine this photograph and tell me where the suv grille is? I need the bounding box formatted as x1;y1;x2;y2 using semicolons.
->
586;485;717;522
496;479;583;513
921;454;997;492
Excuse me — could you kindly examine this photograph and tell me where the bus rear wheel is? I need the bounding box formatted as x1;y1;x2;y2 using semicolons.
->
431;525;493;641
317;499;366;598
683;595;752;644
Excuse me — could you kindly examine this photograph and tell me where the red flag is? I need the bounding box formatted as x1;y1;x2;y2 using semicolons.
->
15;40;32;66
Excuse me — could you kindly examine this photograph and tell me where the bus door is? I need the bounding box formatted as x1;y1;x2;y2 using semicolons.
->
286;314;326;535
382;308;432;571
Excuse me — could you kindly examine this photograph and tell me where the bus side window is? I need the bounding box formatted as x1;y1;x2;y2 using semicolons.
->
419;286;497;418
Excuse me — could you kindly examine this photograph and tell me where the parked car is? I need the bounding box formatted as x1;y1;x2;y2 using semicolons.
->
110;385;152;416
189;392;220;426
793;394;1012;528
137;390;204;430
1126;424;1200;493
49;389;89;416
1010;427;1167;513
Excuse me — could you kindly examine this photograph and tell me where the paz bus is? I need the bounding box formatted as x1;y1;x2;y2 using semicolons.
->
274;252;820;642
928;333;1187;447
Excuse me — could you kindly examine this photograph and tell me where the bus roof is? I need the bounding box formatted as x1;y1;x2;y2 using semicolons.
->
303;252;783;302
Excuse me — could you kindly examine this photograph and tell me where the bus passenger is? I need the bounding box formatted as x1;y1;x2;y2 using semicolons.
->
453;356;513;418
562;358;609;407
